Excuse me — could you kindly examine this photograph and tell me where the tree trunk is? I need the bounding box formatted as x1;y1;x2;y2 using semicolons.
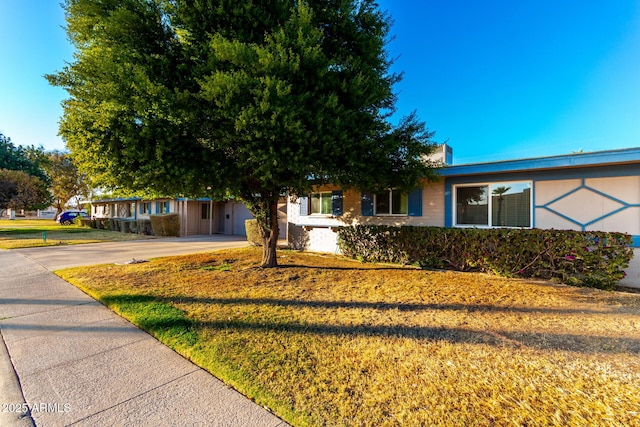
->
260;198;280;268
54;202;63;221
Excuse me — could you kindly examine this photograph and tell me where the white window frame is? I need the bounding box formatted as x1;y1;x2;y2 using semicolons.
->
309;192;333;215
453;181;533;228
374;189;408;216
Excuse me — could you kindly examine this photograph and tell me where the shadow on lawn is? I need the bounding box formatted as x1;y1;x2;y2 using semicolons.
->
171;296;620;316
276;264;417;271
160;296;640;355
198;318;640;355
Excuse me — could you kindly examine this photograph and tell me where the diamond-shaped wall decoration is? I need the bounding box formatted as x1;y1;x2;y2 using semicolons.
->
546;188;625;225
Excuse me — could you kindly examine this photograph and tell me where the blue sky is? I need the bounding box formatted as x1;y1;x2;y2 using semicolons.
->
1;1;639;164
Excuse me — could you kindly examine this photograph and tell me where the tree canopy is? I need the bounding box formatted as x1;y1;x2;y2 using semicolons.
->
0;169;51;211
0;133;48;182
0;133;51;211
42;151;91;215
48;0;440;266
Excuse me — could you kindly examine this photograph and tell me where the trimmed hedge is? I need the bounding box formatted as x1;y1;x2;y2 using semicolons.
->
135;219;153;235
95;218;109;229
121;220;133;233
245;219;262;246
150;214;180;237
109;218;121;232
83;217;154;235
337;226;633;290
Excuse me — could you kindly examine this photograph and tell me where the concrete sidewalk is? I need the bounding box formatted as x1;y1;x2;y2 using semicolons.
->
0;237;289;426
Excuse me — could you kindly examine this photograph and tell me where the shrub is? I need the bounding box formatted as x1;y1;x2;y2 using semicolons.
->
95;218;108;229
245;219;262;246
150;214;180;237
136;219;153;235
121;220;133;233
109;218;121;232
338;226;633;290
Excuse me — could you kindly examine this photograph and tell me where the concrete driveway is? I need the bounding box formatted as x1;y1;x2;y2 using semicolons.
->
13;234;249;270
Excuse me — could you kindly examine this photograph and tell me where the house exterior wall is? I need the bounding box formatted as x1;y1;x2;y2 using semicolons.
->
623;249;640;288
289;152;640;288
534;176;640;234
533;175;640;288
89;197;252;238
288;181;445;253
443;163;640;288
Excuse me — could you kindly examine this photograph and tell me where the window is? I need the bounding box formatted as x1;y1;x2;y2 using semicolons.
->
159;201;170;214
201;203;210;220
141;202;151;214
121;203;133;217
455;181;531;227
375;190;408;215
310;192;333;215
299;191;342;216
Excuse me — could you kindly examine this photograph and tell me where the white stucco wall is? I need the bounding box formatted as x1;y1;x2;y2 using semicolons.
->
620;248;640;288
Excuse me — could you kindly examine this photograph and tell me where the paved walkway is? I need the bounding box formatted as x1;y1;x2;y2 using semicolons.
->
0;236;289;426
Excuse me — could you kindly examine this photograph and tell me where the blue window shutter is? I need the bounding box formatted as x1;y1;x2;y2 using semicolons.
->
155;202;159;214
299;196;309;216
332;190;343;216
408;189;422;216
361;192;373;216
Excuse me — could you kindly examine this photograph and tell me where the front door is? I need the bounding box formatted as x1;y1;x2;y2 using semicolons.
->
199;202;213;235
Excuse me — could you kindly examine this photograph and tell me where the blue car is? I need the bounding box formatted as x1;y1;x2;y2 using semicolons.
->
56;210;89;225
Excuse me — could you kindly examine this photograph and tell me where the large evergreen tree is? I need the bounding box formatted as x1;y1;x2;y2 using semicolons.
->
48;0;439;267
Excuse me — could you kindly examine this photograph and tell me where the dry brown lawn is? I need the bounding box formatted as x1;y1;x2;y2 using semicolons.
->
57;247;640;427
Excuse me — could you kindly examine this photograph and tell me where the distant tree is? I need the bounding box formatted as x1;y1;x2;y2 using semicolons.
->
0;133;51;215
48;0;440;267
42;151;91;216
0;175;17;208
0;169;51;211
0;133;48;182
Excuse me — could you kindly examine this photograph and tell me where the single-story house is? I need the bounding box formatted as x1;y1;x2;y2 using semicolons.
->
287;146;640;289
88;197;288;238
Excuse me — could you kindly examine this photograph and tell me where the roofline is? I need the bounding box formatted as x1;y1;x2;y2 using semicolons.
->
439;147;640;177
86;197;143;203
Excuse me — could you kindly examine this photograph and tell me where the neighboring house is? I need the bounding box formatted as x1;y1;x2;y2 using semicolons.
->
287;146;640;289
88;197;259;237
89;196;290;239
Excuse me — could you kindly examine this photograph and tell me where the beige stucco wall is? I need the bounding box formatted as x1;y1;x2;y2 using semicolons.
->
535;176;640;234
535;176;640;288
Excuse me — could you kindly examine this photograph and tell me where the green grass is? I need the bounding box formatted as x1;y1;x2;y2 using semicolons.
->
0;219;70;230
57;247;640;427
0;219;153;249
